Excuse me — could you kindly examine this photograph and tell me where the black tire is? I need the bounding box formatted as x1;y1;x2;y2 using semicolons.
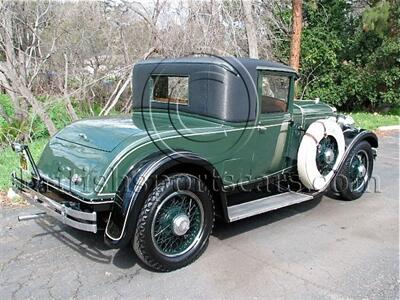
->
335;141;374;201
133;173;214;272
324;189;342;200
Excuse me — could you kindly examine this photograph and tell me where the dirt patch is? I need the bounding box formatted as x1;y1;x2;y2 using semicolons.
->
0;190;29;208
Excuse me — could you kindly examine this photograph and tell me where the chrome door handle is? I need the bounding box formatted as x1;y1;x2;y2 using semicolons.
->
257;125;267;133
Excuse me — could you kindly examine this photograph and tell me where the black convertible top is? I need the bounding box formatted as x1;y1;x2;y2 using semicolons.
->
132;56;297;122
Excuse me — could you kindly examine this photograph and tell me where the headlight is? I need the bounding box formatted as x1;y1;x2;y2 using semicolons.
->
337;114;355;128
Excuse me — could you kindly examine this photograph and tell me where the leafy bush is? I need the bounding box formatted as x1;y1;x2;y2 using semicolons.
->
0;94;19;144
0;138;49;191
0;94;95;144
292;0;399;112
30;98;74;139
0;93;15;124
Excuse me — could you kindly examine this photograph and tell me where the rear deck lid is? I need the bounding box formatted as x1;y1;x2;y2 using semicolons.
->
56;117;145;152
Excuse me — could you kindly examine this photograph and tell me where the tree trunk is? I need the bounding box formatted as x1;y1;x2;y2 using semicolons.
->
289;0;303;72
103;75;131;116
19;83;57;136
242;0;259;59
99;78;123;116
0;10;57;136
101;48;157;116
63;53;79;121
4;64;57;136
0;71;28;121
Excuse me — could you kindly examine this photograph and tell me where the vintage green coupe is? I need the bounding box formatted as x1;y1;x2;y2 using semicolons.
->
12;56;378;271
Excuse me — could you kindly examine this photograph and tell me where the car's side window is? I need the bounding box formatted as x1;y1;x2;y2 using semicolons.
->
151;75;189;105
260;73;290;113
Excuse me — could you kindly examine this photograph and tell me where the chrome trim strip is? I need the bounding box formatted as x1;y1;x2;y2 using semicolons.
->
256;66;297;74
105;154;173;241
326;104;337;113
39;176;115;204
64;205;97;222
293;103;305;127
227;191;313;222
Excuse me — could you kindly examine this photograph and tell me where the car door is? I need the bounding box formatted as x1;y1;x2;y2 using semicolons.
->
250;70;295;179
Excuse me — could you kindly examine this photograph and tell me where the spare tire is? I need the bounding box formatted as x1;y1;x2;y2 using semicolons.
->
297;119;345;190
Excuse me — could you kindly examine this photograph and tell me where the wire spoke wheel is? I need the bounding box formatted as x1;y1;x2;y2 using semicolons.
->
349;150;370;193
151;191;204;257
134;174;214;271
316;135;339;176
334;141;374;201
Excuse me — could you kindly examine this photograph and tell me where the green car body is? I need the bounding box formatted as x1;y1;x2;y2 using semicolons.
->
12;56;378;271
37;101;334;200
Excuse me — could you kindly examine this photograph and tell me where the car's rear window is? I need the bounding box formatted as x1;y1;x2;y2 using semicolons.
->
151;75;189;105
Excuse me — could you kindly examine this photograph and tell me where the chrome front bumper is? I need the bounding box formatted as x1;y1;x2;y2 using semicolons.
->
12;175;97;233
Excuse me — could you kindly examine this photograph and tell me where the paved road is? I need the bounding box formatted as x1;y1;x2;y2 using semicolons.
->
1;132;399;299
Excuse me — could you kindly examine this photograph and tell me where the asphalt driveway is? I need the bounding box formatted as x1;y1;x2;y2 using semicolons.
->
1;132;399;299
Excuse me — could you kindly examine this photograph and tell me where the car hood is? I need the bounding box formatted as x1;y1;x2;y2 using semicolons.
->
293;100;336;118
55;116;147;152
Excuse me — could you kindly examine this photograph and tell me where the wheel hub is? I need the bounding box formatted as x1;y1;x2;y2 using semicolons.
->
357;164;366;178
316;136;339;176
324;148;335;164
172;214;190;236
152;191;204;257
349;151;370;192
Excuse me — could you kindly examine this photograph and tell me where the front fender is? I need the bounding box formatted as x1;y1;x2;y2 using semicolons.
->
319;128;378;196
343;128;378;149
104;151;225;248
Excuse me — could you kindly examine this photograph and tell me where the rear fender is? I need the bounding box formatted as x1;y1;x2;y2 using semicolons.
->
104;151;225;248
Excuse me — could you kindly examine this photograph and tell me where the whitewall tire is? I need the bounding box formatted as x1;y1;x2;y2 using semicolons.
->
297;119;345;190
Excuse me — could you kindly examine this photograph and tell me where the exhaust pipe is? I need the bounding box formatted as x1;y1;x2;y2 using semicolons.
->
18;212;47;221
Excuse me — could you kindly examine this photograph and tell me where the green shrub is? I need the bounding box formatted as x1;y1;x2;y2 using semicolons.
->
276;0;400;112
0;94;97;144
0;93;15;121
0;94;18;144
0;138;49;191
30;98;74;139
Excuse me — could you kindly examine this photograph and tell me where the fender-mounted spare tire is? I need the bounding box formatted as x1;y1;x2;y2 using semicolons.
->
297;119;345;190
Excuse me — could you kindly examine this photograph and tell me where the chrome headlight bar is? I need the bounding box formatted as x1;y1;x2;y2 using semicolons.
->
11;142;41;180
11;142;26;153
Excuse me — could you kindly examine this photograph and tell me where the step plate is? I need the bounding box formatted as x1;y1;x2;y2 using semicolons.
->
227;192;313;222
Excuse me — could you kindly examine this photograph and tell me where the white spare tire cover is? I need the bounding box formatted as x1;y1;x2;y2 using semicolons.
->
297;119;345;190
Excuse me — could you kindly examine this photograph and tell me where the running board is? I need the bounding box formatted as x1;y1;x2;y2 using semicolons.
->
227;192;314;222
